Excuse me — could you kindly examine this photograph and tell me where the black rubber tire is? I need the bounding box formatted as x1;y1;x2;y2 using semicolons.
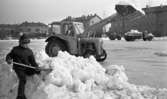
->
45;40;66;57
96;49;107;62
124;37;135;41
83;50;95;58
84;49;107;62
143;37;153;41
109;36;116;40
117;36;121;40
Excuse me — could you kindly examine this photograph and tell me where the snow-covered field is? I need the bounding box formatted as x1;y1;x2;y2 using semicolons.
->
0;38;167;99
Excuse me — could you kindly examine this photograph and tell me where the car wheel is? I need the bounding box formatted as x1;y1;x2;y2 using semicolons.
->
117;36;121;40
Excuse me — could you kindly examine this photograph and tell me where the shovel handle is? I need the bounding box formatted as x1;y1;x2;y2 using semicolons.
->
13;62;36;69
13;62;52;71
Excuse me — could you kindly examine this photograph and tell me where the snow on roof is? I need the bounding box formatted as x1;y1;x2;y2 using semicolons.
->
116;0;145;14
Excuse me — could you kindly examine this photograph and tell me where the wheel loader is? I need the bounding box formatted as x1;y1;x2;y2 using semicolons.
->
45;21;107;62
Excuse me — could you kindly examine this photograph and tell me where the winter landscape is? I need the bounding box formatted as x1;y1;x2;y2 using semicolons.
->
1;0;167;99
0;38;167;99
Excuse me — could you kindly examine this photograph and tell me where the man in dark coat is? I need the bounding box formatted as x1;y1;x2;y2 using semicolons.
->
6;34;40;99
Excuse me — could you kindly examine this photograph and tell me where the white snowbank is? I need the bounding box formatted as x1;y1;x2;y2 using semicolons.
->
25;51;167;99
101;37;110;41
154;37;167;41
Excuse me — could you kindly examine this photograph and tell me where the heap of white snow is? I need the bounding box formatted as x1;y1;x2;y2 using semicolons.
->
20;50;167;99
3;50;166;99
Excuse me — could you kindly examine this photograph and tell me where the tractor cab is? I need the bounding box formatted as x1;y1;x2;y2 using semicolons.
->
46;21;107;62
50;21;84;37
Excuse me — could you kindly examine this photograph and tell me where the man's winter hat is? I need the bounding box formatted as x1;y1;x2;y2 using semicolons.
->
19;34;30;44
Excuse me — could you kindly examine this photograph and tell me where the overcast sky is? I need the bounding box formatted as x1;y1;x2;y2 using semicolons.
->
0;0;166;24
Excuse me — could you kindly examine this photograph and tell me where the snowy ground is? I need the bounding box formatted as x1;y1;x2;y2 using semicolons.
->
0;37;167;99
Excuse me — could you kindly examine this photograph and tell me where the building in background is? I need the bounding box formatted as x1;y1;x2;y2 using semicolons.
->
73;14;102;29
18;21;49;34
74;14;104;37
142;5;167;36
0;22;49;39
0;24;18;39
108;5;167;37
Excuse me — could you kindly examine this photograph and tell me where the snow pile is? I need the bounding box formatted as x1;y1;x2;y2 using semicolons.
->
25;51;167;99
101;37;110;41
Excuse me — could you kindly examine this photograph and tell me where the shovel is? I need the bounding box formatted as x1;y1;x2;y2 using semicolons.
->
12;61;53;72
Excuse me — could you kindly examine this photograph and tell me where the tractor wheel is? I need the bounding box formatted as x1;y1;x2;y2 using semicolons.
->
45;40;66;57
84;49;107;62
96;49;107;62
83;50;95;58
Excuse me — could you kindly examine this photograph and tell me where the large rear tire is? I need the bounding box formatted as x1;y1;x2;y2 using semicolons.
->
45;40;66;57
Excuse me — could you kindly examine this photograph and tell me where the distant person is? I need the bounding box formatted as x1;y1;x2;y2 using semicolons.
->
6;34;40;99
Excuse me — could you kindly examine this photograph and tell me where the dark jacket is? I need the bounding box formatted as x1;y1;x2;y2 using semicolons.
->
6;45;39;75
